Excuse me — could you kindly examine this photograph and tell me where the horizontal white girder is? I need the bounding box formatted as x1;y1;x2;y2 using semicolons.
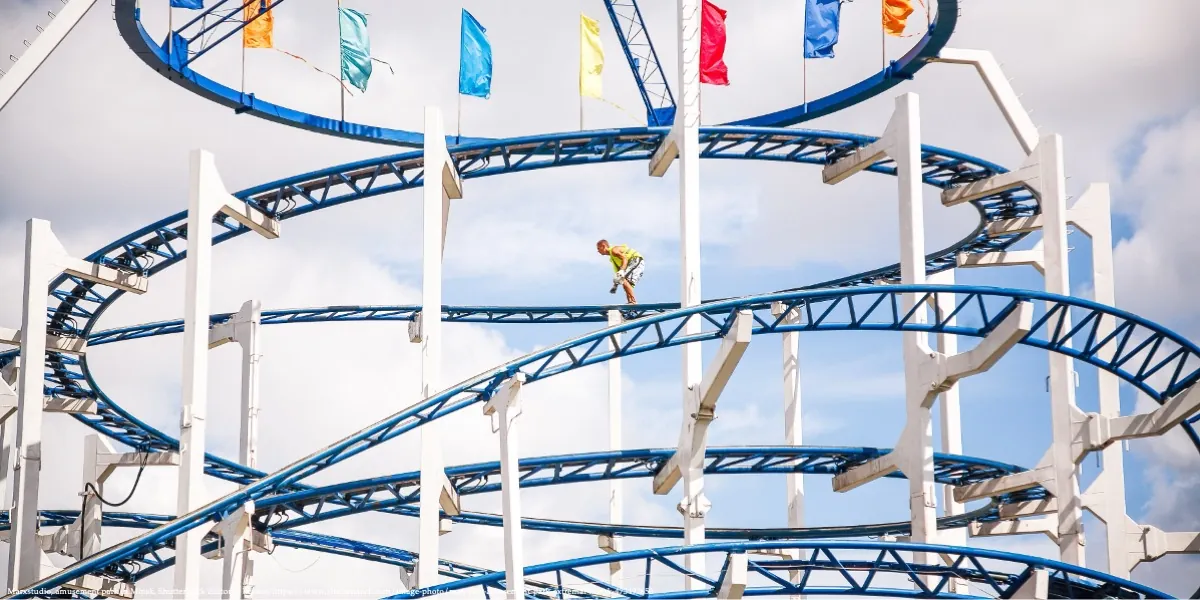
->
971;517;1058;542
822;138;891;185
59;256;148;294
999;498;1057;519
941;164;1039;207
954;464;1054;503
987;215;1044;238
831;452;900;493
218;201;280;240
957;250;1044;273
0;327;87;355
648;126;679;177
0;396;97;422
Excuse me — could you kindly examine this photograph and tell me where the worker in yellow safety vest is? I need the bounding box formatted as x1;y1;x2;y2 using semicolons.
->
596;239;644;304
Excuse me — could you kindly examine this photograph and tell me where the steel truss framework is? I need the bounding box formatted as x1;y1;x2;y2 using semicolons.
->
389;541;1168;599
0;0;1192;598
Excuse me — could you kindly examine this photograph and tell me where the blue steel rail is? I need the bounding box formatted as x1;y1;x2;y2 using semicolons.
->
391;541;1168;599
5;447;1016;585
12;285;1200;596
114;0;957;145
0;126;1044;487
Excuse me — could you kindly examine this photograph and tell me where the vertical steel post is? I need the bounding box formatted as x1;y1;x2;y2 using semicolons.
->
1038;135;1086;565
606;309;624;585
675;0;706;586
416;107;450;588
7;220;53;589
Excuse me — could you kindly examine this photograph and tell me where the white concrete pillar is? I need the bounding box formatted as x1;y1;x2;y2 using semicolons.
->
929;269;968;595
415;106;460;588
8;219;56;590
606;309;624;585
175;152;220;600
79;435;104;560
0;360;18;516
1038;135;1086;566
772;302;804;597
894;93;938;568
675;0;706;586
483;376;526;599
1072;185;1128;577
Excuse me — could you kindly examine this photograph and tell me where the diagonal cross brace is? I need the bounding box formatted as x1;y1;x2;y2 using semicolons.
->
653;311;753;494
834;302;1033;493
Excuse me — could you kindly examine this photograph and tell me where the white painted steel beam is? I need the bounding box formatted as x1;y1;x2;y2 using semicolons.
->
414;106;461;589
652;311;753;495
954;464;1054;504
7;219;149;591
931;48;1039;154
0;396;97;423
175;151;279;600
605;309;624;584
716;553;748;599
673;0;705;584
482;375;527;600
957;247;1044;273
1000;498;1058;519
1123;520;1200;571
772;301;806;598
1075;385;1200;454
821;136;893;185
0;328;87;356
649;128;679;177
1037;134;1086;566
971;518;1059;542
0;0;98;114
940;164;1039;207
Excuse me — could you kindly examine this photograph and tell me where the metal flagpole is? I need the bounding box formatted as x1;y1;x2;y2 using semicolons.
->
168;4;174;57
338;0;345;124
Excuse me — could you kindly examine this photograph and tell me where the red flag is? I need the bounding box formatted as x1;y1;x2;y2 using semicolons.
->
699;0;729;86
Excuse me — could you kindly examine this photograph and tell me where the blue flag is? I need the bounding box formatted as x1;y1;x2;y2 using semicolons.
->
339;8;372;92
458;9;492;99
804;0;840;59
170;0;204;9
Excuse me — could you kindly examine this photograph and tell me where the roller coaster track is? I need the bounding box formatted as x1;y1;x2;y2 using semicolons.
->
0;0;1192;597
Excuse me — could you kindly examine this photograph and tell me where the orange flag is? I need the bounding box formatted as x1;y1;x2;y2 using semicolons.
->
883;0;914;36
243;0;274;48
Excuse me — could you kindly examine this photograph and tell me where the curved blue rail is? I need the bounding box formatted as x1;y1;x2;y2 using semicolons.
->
114;0;957;146
391;540;1169;599
0;126;1040;488
15;285;1200;595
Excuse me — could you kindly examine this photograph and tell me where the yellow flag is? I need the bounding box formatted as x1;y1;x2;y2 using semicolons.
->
882;0;914;36
243;0;274;49
580;14;604;99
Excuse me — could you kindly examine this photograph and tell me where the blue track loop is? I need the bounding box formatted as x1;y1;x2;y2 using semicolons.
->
113;0;957;146
10;285;1199;596
389;540;1169;599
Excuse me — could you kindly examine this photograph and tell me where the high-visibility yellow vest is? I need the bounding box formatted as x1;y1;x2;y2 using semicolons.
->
609;244;642;272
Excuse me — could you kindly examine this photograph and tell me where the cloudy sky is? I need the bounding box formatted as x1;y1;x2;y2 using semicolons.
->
0;0;1198;597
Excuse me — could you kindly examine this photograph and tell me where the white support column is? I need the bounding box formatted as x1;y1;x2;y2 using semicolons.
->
0;360;18;517
482;375;526;600
771;302;804;597
7;219;148;590
0;0;98;114
663;0;705;586
928;269;968;595
1065;184;1130;577
209;299;262;599
1037;135;1086;566
414;106;462;589
176;151;278;600
605;309;624;584
716;553;747;599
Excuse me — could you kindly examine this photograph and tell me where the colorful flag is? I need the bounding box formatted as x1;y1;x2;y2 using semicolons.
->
699;0;729;86
459;9;492;99
579;14;604;99
170;0;204;9
804;0;841;59
339;8;372;92
243;0;273;49
883;0;914;36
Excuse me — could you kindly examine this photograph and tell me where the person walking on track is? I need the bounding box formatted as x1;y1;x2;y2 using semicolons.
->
597;239;644;304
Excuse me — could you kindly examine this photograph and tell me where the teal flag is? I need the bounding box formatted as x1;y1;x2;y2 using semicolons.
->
339;8;372;92
458;9;492;98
